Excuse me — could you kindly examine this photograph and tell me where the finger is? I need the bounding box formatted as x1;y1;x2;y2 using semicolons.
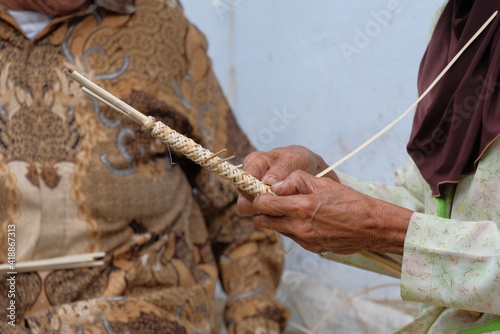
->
243;147;320;186
237;193;260;216
261;164;294;185
253;192;313;220
271;170;318;196
261;149;312;185
243;152;287;186
253;214;296;235
260;226;330;254
242;152;273;182
237;188;255;203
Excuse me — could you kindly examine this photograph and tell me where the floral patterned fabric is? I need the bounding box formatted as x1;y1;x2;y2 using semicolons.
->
328;138;500;333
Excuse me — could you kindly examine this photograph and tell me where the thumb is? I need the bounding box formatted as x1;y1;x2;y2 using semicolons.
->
271;170;317;196
261;163;297;186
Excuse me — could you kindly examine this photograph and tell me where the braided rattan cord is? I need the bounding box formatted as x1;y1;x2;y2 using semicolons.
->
142;118;272;197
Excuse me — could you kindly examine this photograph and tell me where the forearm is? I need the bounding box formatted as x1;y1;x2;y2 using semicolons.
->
368;198;412;255
319;196;410;276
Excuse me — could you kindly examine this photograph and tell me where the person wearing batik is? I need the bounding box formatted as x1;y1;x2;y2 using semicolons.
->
0;0;289;333
238;1;500;333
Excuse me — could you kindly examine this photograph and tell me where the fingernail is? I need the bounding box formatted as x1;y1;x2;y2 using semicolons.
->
271;181;283;190
263;177;278;185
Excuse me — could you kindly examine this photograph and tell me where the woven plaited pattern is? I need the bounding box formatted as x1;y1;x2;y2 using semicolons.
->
143;117;272;197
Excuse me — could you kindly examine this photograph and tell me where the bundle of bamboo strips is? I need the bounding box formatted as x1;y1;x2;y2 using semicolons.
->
0;252;105;274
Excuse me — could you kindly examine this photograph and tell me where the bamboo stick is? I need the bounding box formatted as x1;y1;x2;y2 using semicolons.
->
0;252;105;274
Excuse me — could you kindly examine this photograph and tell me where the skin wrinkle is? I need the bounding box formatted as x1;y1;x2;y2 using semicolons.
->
240;147;412;256
305;197;329;253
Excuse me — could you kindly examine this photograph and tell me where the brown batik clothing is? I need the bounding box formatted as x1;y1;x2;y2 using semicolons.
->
0;1;288;333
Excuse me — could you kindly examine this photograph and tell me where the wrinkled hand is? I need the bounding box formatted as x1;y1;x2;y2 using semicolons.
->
238;145;338;215
249;171;412;255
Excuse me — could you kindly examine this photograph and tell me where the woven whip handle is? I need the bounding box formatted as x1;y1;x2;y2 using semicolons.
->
143;118;272;197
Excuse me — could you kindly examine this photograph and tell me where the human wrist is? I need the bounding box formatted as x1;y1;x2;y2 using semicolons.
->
369;199;412;255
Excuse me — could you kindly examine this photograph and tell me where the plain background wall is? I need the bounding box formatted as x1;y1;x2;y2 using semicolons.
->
183;0;445;316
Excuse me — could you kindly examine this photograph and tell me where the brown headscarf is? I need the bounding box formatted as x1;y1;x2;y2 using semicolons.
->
408;0;500;197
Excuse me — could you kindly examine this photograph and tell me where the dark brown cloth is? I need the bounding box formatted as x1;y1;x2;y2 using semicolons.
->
408;0;500;197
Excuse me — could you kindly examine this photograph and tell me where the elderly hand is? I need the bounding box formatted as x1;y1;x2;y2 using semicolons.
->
237;146;412;255
238;145;338;215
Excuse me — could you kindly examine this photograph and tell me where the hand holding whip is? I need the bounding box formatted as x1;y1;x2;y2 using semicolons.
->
64;70;404;276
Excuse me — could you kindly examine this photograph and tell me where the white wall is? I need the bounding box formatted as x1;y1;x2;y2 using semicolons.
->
184;0;445;183
183;0;445;330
